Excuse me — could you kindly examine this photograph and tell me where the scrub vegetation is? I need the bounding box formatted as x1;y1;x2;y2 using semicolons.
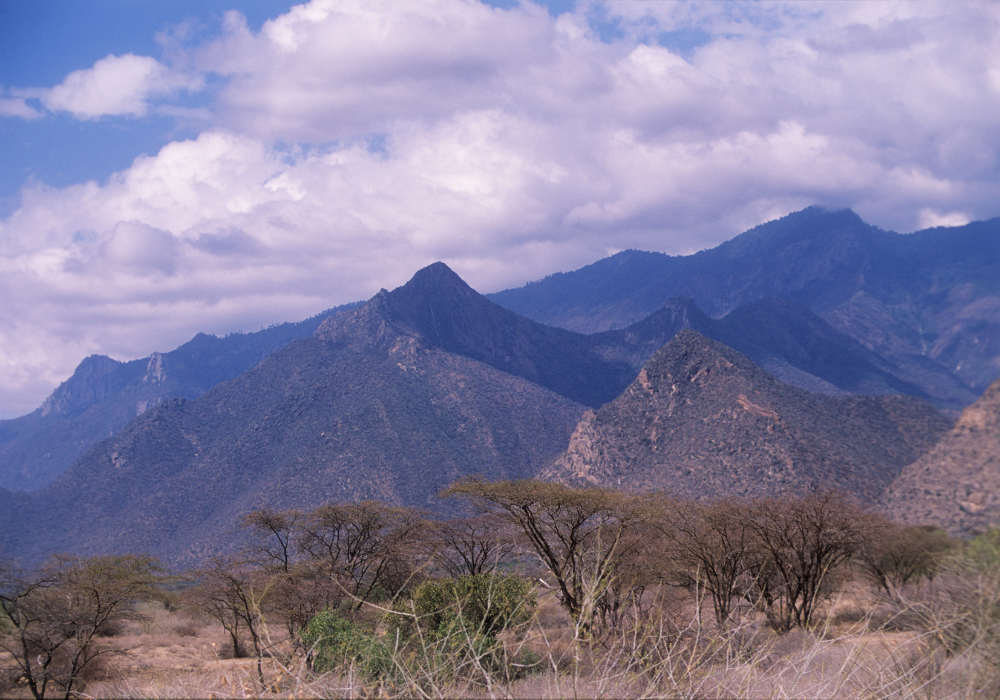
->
1;481;997;699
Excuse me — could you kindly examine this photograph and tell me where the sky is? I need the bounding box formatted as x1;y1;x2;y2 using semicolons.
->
0;0;998;418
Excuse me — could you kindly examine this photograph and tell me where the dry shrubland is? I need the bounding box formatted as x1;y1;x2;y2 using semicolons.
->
2;481;998;699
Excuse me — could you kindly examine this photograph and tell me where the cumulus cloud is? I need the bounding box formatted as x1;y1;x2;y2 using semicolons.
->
0;0;999;416
38;53;199;119
0;95;41;119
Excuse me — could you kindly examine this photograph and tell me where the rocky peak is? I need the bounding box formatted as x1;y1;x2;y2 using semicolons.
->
143;352;166;384
40;355;122;417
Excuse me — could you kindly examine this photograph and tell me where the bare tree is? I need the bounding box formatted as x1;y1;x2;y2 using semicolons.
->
740;492;871;631
0;554;161;700
185;557;267;684
654;498;755;627
856;521;953;599
242;508;302;574
296;501;425;607
442;478;653;636
427;514;519;578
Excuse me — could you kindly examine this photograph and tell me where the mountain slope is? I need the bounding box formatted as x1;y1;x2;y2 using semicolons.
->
489;207;999;404
0;303;360;492
0;269;587;566
882;376;1000;535
543;330;952;504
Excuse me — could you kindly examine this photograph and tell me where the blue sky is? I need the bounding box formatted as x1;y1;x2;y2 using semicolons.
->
0;0;998;417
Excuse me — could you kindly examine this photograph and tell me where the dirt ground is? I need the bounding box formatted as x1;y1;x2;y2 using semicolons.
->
0;583;991;699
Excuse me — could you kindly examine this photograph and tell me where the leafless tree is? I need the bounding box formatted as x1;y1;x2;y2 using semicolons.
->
654;498;755;627
185;557;267;684
856;521;953;599
426;514;519;578
740;492;871;631
296;501;425;607
0;554;161;700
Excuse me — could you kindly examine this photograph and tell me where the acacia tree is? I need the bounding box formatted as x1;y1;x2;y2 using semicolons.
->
241;508;339;643
242;508;302;574
856;521;953;599
442;478;653;636
741;492;871;631
295;501;425;607
185;557;268;684
0;555;161;700
426;514;519;578
654;498;755;627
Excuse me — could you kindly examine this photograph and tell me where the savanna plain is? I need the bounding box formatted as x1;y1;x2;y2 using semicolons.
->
2;482;999;700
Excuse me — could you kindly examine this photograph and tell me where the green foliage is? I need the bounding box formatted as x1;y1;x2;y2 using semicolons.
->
411;573;535;640
300;609;392;681
963;527;1000;572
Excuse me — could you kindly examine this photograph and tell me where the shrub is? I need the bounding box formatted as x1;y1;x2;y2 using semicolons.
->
300;609;392;681
411;573;535;640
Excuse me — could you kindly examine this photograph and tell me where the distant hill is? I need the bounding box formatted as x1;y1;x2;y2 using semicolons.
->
1;257;959;496
0;303;360;492
882;376;1000;536
489;207;999;406
542;330;952;504
0;267;588;566
591;296;940;402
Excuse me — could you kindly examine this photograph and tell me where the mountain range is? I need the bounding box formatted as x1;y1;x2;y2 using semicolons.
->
0;206;996;564
490;207;999;404
0;303;359;492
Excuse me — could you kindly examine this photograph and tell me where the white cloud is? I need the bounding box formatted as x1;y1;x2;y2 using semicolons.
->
918;209;972;229
0;0;999;417
39;53;199;119
0;95;41;119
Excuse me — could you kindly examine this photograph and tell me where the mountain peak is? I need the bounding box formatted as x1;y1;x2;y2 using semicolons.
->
643;328;765;386
405;261;468;288
39;355;122;418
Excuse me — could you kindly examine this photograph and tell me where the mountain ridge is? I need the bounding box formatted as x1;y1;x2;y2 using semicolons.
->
543;329;953;504
488;207;1000;401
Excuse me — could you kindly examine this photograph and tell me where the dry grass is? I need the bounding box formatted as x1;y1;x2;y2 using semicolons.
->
3;576;998;699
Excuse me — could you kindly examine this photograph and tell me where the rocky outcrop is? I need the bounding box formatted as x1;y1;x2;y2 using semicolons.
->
40;355;122;417
544;330;952;504
883;377;1000;535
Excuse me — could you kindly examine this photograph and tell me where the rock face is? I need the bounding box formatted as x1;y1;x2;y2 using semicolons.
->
490;206;1000;407
883;377;1000;535
39;355;124;417
0;304;358;492
543;330;952;504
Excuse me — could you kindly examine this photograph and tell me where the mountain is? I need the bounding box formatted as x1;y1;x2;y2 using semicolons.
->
591;296;937;401
882;376;1000;536
0;303;360;492
489;207;999;406
1;260;952;495
0;266;588;566
542;330;952;504
333;262;637;409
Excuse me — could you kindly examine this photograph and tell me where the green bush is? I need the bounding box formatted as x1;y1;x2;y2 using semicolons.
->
411;573;535;640
964;527;1000;571
300;609;392;680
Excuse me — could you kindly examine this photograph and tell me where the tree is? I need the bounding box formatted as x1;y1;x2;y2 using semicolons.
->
296;501;425;607
654;498;755;627
426;514;519;578
0;555;161;700
242;508;302;574
857;522;953;599
185;557;267;684
442;478;653;636
740;492;870;631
